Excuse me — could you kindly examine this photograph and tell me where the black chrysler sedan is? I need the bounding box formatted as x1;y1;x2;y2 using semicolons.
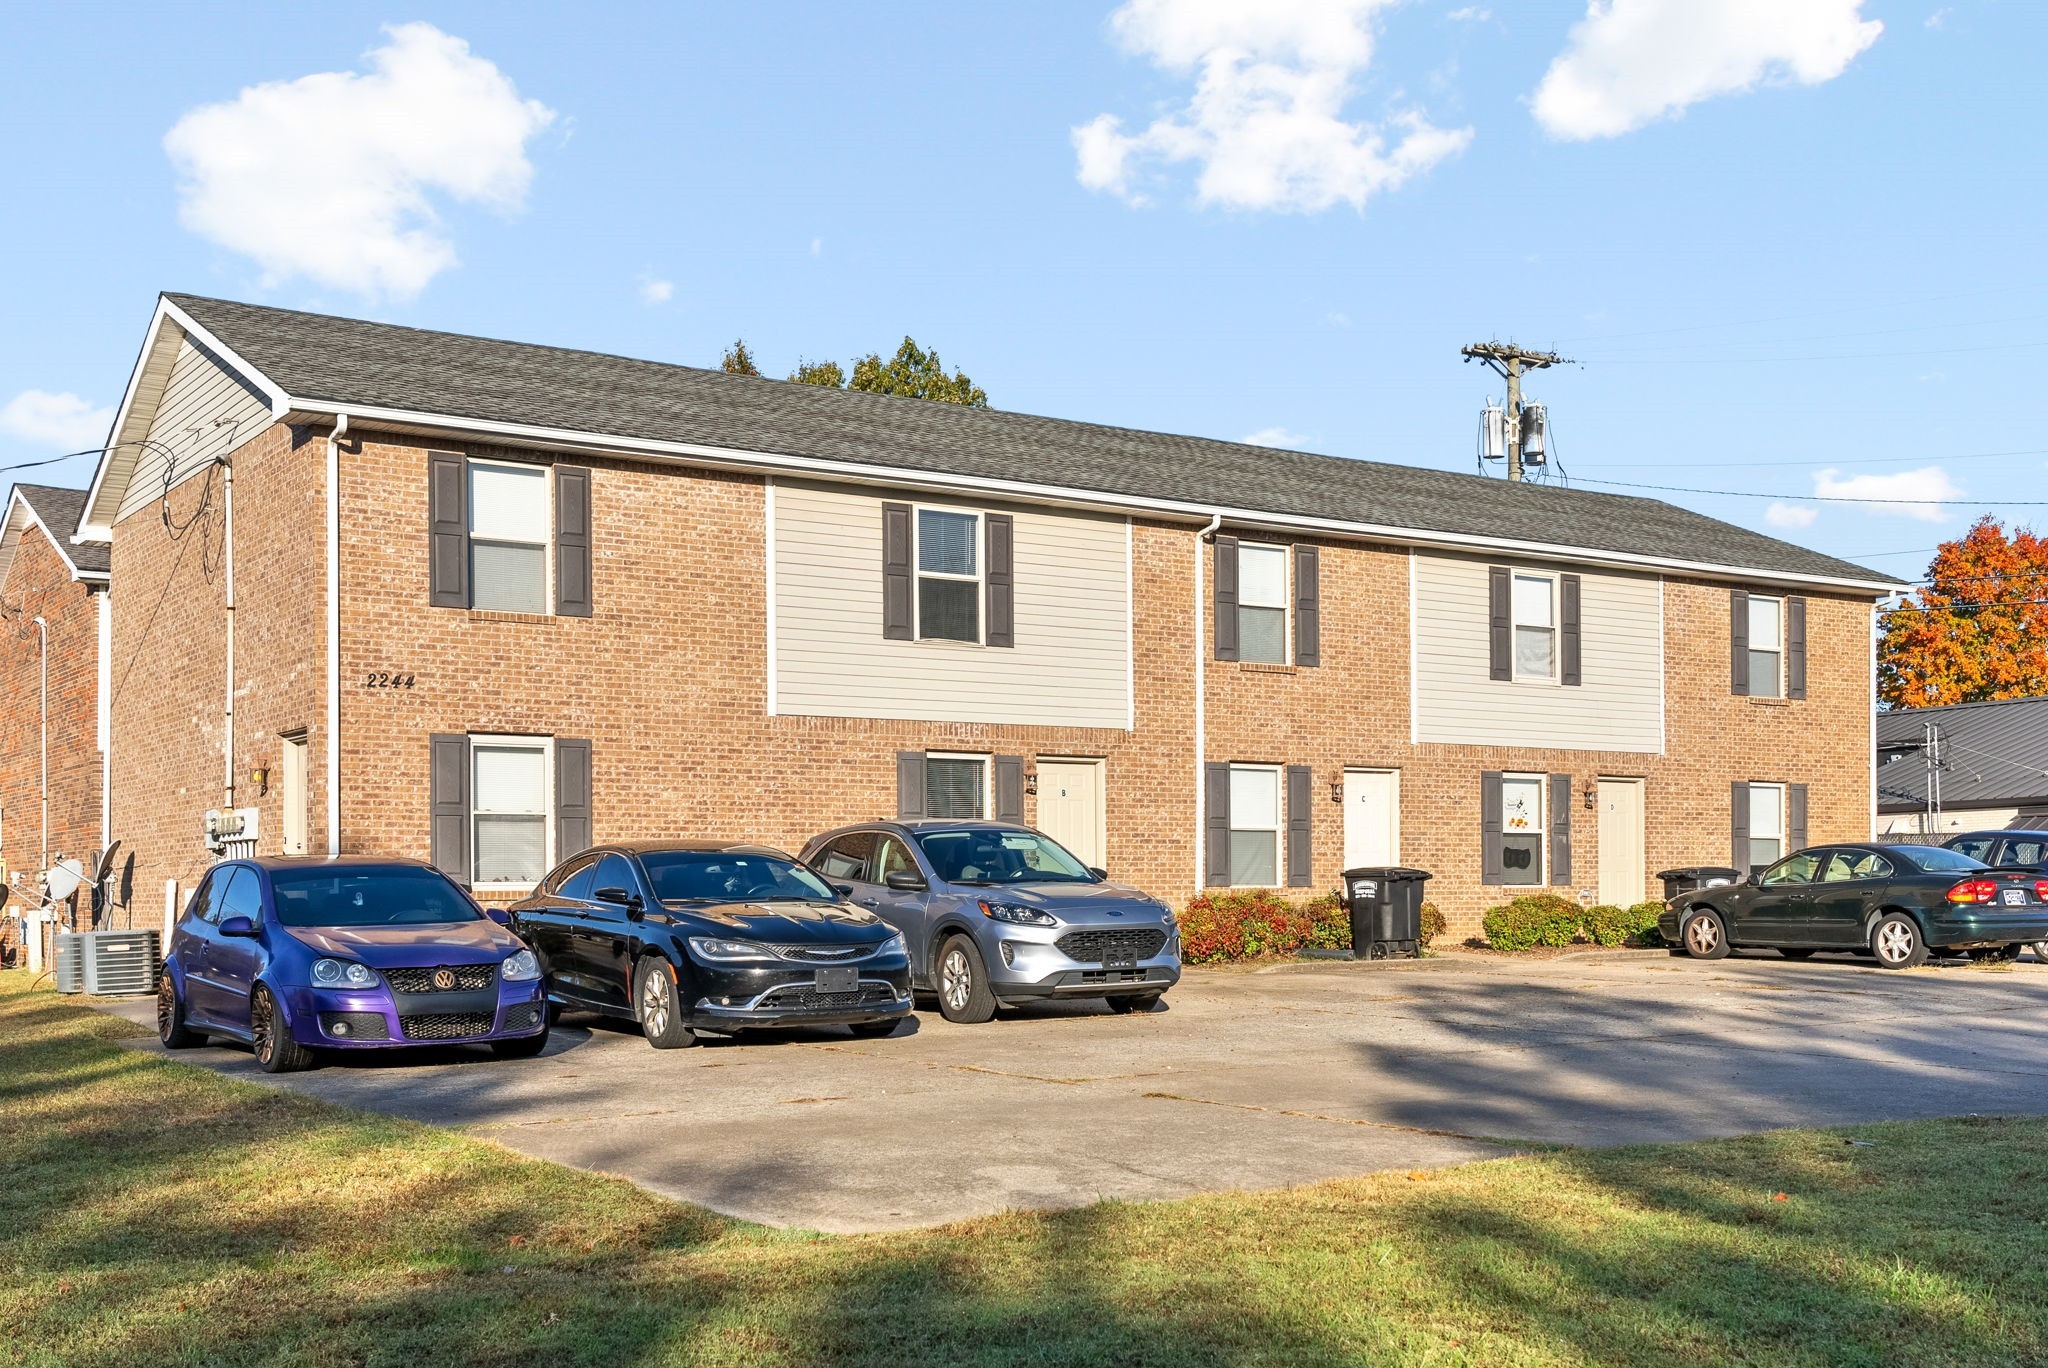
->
1660;842;2048;969
506;841;912;1048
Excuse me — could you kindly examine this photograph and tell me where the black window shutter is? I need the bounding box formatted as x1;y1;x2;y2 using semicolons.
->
986;513;1015;648
428;452;469;608
555;737;592;860
1480;771;1504;885
1730;590;1750;696
1731;782;1752;871
1292;545;1321;668
1488;567;1511;681
882;503;913;640
1213;535;1239;662
1789;783;1809;852
1549;773;1572;886
1285;765;1313;887
994;755;1025;823
1559;573;1582;687
429;733;471;885
1204;762;1231;886
554;465;593;617
1786;596;1808;700
895;751;927;819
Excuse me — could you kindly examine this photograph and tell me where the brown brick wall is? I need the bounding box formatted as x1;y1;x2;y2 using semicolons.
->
0;526;102;950
105;422;329;926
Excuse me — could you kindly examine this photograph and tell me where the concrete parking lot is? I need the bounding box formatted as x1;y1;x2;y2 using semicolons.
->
109;947;2048;1232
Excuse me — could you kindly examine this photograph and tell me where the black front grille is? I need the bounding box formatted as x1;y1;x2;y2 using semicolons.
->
319;1011;390;1041
1057;928;1168;964
398;1011;496;1040
385;964;497;993
771;944;872;963
763;983;899;1010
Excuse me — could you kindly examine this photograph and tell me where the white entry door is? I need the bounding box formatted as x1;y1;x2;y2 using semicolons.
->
1342;769;1400;870
281;733;310;856
1597;777;1646;906
1036;758;1106;869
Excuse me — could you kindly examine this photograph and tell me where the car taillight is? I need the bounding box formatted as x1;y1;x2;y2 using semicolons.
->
1947;878;1999;904
2035;880;2048;902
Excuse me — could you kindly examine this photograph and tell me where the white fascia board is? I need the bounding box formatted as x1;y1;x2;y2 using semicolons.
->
2;491;101;583
75;296;291;542
290;399;1901;596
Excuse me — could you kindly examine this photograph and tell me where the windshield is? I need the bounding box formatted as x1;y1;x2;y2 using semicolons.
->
641;851;837;903
915;829;1094;885
268;867;482;927
1901;846;1988;873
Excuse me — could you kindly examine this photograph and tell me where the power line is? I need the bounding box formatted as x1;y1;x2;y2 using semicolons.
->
0;449;101;478
1554;282;2047;345
1587;338;2048;367
1572;475;2032;505
1572;310;2048;357
1575;446;2048;472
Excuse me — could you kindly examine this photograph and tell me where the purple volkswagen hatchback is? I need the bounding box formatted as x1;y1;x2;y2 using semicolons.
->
157;856;549;1072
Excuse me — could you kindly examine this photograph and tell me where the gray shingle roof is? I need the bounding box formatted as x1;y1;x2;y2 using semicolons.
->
1876;697;2048;812
12;484;107;573
167;292;1895;587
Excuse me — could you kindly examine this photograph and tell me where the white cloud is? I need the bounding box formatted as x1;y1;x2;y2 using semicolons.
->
638;275;674;306
1813;465;1961;522
1532;0;1882;141
1925;7;1950;29
1764;501;1818;529
1242;426;1311;449
163;23;556;300
1073;0;1473;212
1447;6;1491;20
0;390;113;451
810;237;824;257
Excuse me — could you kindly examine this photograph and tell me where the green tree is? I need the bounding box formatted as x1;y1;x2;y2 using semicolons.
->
719;338;761;377
789;358;846;388
848;337;987;407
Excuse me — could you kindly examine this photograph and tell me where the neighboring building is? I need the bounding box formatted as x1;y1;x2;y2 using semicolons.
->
1877;696;2048;838
75;293;1898;939
0;484;109;958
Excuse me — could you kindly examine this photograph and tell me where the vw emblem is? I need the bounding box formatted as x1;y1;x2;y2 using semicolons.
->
432;968;455;990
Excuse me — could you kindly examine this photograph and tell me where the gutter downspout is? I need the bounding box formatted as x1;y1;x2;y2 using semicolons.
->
32;616;47;871
1192;513;1222;892
222;458;236;815
325;414;346;856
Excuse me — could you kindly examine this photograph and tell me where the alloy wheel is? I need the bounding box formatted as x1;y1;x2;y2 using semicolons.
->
1685;916;1719;955
941;947;973;1013
157;975;176;1039
1876;921;1916;965
641;970;672;1039
252;990;275;1065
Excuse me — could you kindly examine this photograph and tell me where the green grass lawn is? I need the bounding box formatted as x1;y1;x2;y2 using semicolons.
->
4;971;2047;1367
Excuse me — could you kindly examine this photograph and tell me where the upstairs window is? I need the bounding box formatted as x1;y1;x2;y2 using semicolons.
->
1512;573;1555;680
917;509;982;643
1236;544;1289;664
1746;595;1784;698
470;462;549;614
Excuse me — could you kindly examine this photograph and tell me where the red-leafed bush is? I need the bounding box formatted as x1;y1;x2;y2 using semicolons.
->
1178;889;1350;965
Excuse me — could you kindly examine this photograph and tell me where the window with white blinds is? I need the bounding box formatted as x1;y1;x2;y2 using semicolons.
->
470;462;549;613
473;740;550;884
925;755;987;819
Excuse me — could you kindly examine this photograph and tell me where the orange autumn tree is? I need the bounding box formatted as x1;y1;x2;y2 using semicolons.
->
1879;516;2048;708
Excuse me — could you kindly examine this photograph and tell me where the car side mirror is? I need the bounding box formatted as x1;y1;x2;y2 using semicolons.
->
595;886;644;917
484;907;512;926
1087;866;1109;881
832;883;855;896
883;869;927;892
217;915;258;938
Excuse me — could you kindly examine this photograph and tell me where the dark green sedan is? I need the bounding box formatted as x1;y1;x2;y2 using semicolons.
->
1659;843;2048;969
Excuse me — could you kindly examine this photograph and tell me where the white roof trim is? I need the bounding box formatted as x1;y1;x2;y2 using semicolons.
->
287;400;1899;595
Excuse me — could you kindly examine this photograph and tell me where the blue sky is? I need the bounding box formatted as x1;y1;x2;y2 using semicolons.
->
1;1;2038;580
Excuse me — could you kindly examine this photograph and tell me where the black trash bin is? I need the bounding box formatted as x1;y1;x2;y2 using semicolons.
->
1656;866;1743;903
1342;866;1433;959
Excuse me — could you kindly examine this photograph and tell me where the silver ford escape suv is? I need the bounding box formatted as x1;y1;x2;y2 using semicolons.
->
801;821;1181;1023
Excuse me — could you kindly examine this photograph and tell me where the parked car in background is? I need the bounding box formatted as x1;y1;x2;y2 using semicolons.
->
157;857;550;1073
506;841;911;1048
800;821;1180;1023
1942;831;2048;961
1661;843;2048;969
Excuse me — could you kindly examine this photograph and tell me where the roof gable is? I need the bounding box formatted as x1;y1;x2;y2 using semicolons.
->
0;484;107;585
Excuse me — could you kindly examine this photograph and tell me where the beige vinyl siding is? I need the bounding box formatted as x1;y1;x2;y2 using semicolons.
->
1413;551;1663;753
773;479;1129;727
117;335;272;524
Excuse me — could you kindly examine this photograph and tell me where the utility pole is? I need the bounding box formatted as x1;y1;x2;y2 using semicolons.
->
1462;342;1569;483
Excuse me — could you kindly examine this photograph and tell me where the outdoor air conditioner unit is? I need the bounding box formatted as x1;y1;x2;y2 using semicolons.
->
53;929;160;996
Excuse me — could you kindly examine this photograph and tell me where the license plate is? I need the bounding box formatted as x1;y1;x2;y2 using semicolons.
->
2003;887;2029;907
814;967;858;993
1104;955;1137;970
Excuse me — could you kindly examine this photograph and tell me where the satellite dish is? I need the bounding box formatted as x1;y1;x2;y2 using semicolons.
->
93;841;122;885
44;857;86;903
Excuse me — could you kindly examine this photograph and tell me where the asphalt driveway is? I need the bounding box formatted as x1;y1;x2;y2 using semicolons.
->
108;947;2048;1232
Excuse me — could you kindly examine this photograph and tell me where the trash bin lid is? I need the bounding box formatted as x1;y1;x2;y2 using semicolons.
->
1341;866;1433;881
1655;866;1742;880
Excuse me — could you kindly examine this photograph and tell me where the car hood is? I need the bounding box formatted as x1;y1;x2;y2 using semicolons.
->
285;920;520;965
951;880;1169;920
661;899;891;944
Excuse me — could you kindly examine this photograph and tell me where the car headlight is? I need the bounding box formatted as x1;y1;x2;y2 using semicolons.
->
688;937;778;962
980;901;1058;927
877;932;907;957
501;949;541;982
310;957;378;988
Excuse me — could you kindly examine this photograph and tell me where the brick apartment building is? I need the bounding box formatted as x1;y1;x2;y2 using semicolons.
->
0;484;108;959
72;293;1898;938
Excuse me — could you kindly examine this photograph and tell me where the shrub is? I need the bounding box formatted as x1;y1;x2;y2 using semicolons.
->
1300;892;1353;951
1179;890;1322;965
1483;893;1582;951
1418;901;1446;947
1580;904;1633;947
1625;901;1669;946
